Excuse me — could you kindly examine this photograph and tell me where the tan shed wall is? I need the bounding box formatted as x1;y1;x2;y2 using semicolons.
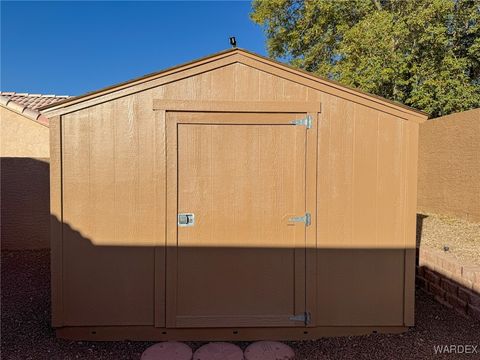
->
55;62;419;328
1;106;50;250
316;96;418;325
418;108;480;222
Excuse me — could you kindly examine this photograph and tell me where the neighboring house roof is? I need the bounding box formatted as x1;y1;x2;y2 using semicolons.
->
0;93;71;127
39;48;428;122
0;92;70;110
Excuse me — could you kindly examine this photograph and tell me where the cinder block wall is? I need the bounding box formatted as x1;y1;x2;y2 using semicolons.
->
1;158;50;249
417;108;480;222
1;106;50;250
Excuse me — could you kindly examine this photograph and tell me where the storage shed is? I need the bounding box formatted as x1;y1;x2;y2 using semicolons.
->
40;49;427;341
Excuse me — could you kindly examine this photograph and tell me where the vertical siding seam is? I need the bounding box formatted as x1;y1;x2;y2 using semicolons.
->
400;121;406;248
113;104;116;244
163;110;167;325
401;121;408;324
257;71;261;101
375;113;379;247
304;121;308;315
351;106;356;246
88;109;92;238
327;102;333;245
233;63;237;101
403;123;409;249
135;97;140;243
315;111;319;247
60;116;65;324
210;126;215;252
153;109;157;322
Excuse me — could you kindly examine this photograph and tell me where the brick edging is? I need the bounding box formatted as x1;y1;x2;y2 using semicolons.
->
416;247;480;321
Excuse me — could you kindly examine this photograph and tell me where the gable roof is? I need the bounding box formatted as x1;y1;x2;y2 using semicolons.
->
39;48;427;122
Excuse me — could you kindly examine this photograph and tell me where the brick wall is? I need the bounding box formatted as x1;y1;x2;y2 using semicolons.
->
416;247;480;321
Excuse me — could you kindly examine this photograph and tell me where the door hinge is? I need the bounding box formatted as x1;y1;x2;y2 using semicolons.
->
288;212;311;226
290;115;312;129
289;312;311;325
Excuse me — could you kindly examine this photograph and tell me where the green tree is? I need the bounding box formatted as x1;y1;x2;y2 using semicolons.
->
251;0;480;117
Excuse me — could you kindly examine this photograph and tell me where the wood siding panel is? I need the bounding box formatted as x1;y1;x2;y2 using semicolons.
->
210;65;236;100
155;64;315;105
135;94;157;244
61;97;158;326
377;113;404;248
63;111;91;239
405;122;419;250
352;105;379;248
258;71;284;101
114;97;139;245
316;249;405;325
49;116;63;326
325;97;354;248
404;121;419;325
89;102;115;245
235;63;260;101
316;95;406;326
283;80;308;102
162;72;204;100
317;94;331;250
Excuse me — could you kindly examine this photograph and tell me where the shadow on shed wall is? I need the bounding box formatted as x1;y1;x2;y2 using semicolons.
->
52;213;414;331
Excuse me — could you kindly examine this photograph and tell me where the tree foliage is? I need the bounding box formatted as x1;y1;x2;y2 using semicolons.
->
251;0;480;117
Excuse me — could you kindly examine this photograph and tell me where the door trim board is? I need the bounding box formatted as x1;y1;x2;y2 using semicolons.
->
153;100;321;113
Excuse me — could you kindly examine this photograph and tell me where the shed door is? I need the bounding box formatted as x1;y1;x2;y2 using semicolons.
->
165;112;308;328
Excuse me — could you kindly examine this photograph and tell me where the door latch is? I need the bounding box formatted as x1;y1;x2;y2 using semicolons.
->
289;312;311;325
288;212;311;226
178;213;195;227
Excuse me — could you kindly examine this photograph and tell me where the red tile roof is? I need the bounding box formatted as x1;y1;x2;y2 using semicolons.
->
0;92;71;127
0;92;70;110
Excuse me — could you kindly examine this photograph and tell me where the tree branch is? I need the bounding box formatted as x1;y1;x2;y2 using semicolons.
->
371;0;382;11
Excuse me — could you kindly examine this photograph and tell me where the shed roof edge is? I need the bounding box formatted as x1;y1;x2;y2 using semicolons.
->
39;48;428;121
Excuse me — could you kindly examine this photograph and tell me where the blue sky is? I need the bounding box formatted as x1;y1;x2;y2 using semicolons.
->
1;1;267;96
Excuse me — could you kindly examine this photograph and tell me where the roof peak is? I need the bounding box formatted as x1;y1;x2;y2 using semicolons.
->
37;48;427;120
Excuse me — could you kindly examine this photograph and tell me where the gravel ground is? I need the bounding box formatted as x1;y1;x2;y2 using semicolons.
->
417;213;480;266
2;249;480;360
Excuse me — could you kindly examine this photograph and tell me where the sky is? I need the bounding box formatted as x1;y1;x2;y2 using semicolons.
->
1;1;267;96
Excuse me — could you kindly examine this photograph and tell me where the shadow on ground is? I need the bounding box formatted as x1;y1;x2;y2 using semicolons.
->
1;250;479;360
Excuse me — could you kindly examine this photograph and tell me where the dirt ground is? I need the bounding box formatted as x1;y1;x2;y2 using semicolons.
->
417;213;480;266
1;249;479;360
